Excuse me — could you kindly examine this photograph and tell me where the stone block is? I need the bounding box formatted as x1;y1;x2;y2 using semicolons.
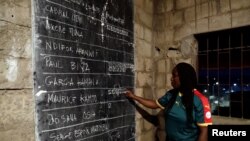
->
144;27;153;42
209;0;218;16
220;0;230;13
135;57;145;71
156;73;166;88
137;72;152;87
174;22;195;41
154;14;167;31
232;8;250;27
184;6;195;22
0;58;32;89
196;2;209;20
135;118;143;135
143;119;154;130
137;40;152;57
144;0;153;14
176;0;195;10
135;88;144;98
140;130;156;141
172;11;184;27
0;0;31;27
137;9;153;28
157;59;166;73
0;22;31;58
165;29;174;42
209;13;231;31
154;0;166;14
196;18;209;33
0;90;34;141
231;0;250;10
145;58;153;72
155;31;166;45
134;23;144;39
156;88;167;99
165;0;174;12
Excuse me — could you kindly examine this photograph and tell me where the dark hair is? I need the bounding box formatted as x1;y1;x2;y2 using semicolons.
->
175;62;197;124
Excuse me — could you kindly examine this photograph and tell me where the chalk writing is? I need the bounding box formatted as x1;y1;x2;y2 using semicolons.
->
70;59;90;72
74;123;109;138
44;5;69;19
48;113;77;126
69;27;84;38
71;14;83;24
80;94;97;104
45;56;63;69
46;40;74;53
45;76;74;87
107;24;128;36
46;21;66;34
108;88;125;96
75;47;99;58
106;13;125;25
47;93;77;104
82;110;96;120
108;62;134;73
50;132;73;141
63;0;100;14
33;0;134;140
77;77;99;87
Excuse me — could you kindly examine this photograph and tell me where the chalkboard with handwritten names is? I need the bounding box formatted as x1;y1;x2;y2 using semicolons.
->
32;0;134;140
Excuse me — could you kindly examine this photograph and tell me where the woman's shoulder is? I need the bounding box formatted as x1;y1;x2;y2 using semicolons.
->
160;89;177;99
193;89;208;99
167;88;178;95
193;89;210;105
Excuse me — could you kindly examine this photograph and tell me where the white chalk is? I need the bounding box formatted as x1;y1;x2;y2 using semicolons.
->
36;90;47;97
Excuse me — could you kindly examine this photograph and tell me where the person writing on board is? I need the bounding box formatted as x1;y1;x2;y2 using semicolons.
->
125;62;212;141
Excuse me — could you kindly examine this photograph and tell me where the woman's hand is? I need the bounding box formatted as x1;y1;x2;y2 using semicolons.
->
124;89;160;109
124;90;135;99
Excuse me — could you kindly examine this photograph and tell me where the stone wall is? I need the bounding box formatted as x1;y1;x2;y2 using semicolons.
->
153;0;250;86
153;0;250;128
134;0;158;140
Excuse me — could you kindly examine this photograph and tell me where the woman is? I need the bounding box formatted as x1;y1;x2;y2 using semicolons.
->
125;62;212;141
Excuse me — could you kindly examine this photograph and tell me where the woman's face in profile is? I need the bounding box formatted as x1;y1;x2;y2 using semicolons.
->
171;68;181;88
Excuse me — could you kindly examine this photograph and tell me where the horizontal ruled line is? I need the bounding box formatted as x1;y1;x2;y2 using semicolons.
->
76;124;135;141
126;136;136;141
40;53;103;62
40;87;134;93
37;10;133;44
42;99;127;112
39;16;87;31
40;53;134;67
46;0;133;34
41;114;135;133
43;72;134;77
39;34;134;56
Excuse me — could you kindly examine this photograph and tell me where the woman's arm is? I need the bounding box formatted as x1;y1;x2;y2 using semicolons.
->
125;90;160;109
197;126;208;141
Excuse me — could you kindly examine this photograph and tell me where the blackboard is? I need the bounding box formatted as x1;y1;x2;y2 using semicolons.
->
32;0;135;140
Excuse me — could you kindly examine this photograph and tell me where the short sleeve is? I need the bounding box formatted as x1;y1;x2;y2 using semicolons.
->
156;92;172;110
194;93;213;126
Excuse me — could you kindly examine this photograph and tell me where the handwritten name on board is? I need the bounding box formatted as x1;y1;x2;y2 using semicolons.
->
32;0;135;141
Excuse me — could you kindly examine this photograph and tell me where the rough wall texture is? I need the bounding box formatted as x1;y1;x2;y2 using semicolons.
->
0;0;34;141
154;0;250;80
134;0;158;140
1;0;250;141
153;0;250;132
